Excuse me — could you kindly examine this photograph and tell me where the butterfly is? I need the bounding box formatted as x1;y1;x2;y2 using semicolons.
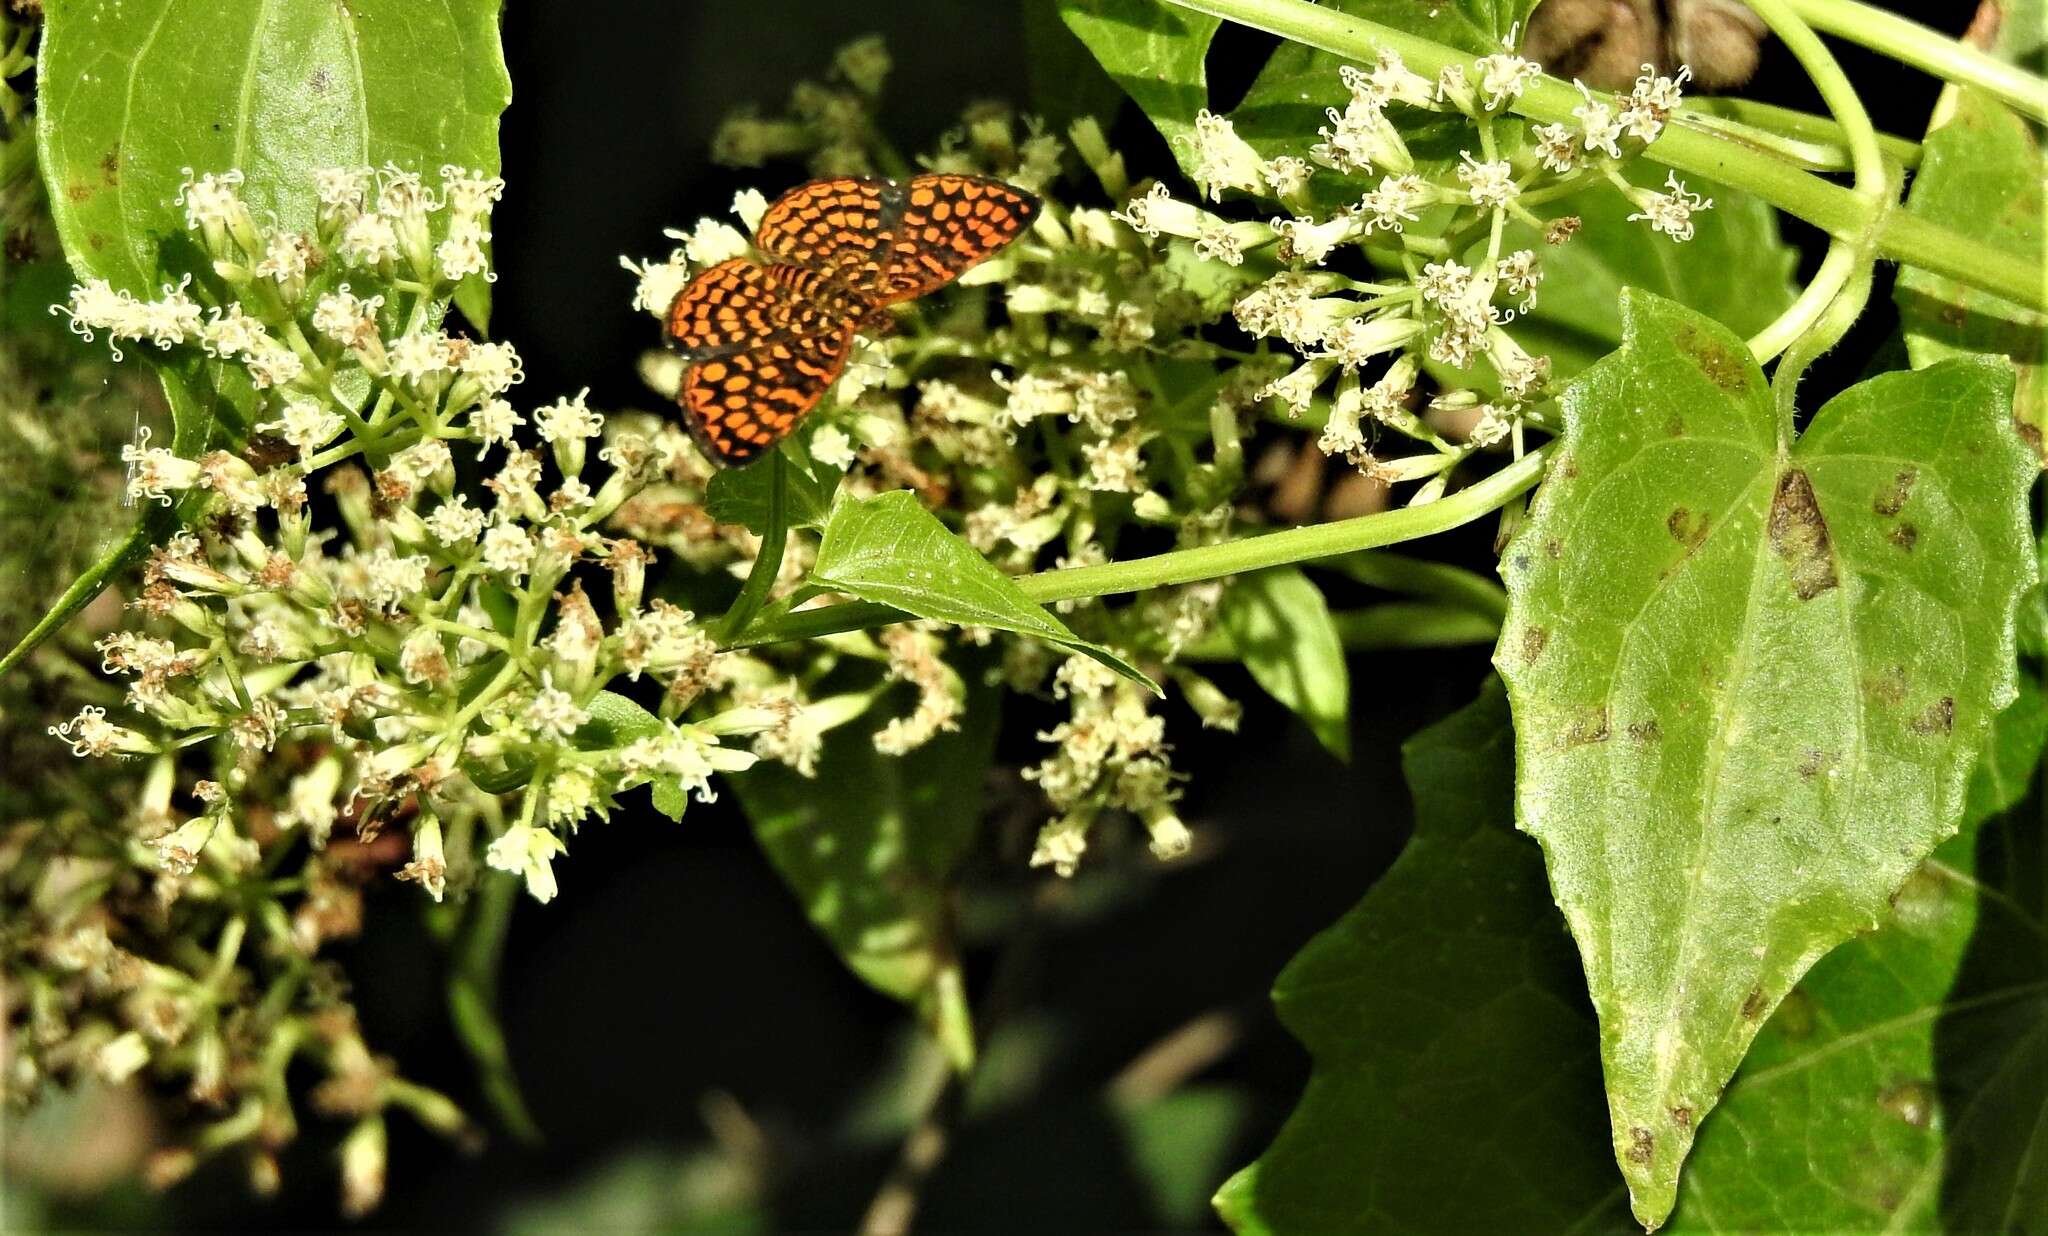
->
662;174;1041;466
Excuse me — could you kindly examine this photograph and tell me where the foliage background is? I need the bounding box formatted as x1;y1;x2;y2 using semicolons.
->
5;0;1988;1230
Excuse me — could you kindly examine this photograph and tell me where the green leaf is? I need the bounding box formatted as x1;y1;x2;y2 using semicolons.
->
13;0;511;677
1500;171;1800;380
731;675;1000;1071
38;0;510;299
1495;290;2037;1226
1668;673;2048;1232
810;490;1158;693
1021;0;1128;127
1219;567;1349;760
1895;56;2045;448
704;447;842;534
1215;680;1632;1235
1056;0;1220;181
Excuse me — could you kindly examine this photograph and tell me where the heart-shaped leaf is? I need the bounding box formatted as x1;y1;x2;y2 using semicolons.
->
1495;290;2036;1226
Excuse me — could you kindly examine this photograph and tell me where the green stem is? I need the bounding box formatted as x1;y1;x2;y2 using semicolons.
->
1157;0;2047;312
719;453;789;643
1681;98;1920;170
447;868;541;1144
729;450;1546;649
1740;0;1884;368
1784;0;2048;124
1744;0;1887;192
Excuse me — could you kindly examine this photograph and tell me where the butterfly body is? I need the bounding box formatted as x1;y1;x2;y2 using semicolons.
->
663;174;1040;466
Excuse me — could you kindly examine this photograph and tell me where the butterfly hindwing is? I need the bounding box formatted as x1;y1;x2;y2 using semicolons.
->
677;315;857;466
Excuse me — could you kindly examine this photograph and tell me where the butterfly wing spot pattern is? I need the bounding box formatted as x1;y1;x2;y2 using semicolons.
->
663;174;1039;467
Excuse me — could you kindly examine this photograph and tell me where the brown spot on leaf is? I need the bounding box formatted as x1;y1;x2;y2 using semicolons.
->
1873;467;1918;517
1666;506;1709;548
99;149;120;185
1740;988;1770;1020
1558;453;1579;479
1627;718;1663;745
1626;1127;1655;1163
1674;321;1751;393
1911;697;1955;736
1670;1106;1693;1130
1561;705;1610;748
1871;665;1909;706
1798;749;1835;779
1877;1080;1936;1128
1891;523;1919;551
1545;537;1563;560
1666;413;1686;438
1521;626;1549;664
1768;468;1839;600
1776;987;1817;1037
65;181;92;203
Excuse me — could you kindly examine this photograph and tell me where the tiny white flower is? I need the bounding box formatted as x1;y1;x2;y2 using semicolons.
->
1188;108;1267;201
1627;173;1713;241
486;823;566;903
1358;174;1427;233
1263;155;1311;200
339;210;401;265
469;398;525;455
1573;83;1625;158
424;494;487;546
177;169;247;231
120;427;202;506
732;188;769;231
621;249;690;317
481;521;537;576
534;389;603;441
387;332;451;383
311;286;385;349
684;218;750;265
261;401;346;458
1457;154;1519;209
458;340;525;396
523;679;587;739
253;231;312;283
1532;123;1579;173
809;424;856;470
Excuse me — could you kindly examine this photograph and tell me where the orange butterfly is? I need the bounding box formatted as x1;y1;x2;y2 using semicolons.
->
663;174;1041;467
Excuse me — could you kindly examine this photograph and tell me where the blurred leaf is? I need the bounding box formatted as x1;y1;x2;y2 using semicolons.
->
13;0;510;677
1668;675;2048;1232
1021;0;1128;126
1215;680;1632;1235
1219;567;1349;760
1500;171;1799;380
811;490;1157;692
1495;291;2036;1225
500;1147;767;1236
732;674;1001;1071
1056;0;1220;181
1114;1087;1251;1231
705;448;841;534
1895;28;2045;449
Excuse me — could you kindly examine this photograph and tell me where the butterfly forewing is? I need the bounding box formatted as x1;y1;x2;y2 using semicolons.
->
753;177;894;289
871;174;1039;304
